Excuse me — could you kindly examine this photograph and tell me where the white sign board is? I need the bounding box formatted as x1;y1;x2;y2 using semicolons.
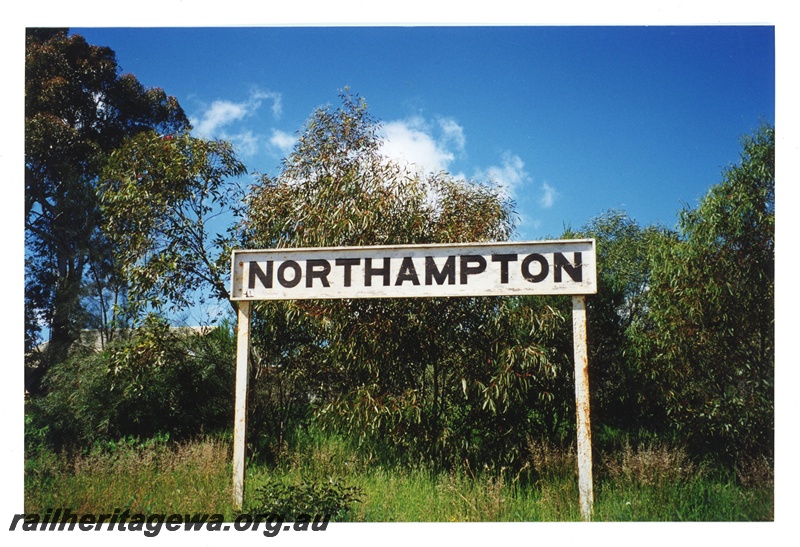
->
231;239;596;301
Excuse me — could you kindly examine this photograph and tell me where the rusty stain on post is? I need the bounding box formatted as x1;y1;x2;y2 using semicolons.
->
572;295;593;521
232;300;251;511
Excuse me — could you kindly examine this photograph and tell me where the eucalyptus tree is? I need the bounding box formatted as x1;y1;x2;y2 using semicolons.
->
244;92;566;468
25;28;189;381
566;211;676;439
99;131;247;320
642;124;774;462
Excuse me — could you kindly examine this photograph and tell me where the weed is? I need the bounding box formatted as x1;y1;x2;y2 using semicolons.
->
734;453;773;488
602;441;703;486
525;438;576;483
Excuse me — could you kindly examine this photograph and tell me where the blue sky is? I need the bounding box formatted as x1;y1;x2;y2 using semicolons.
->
71;25;774;241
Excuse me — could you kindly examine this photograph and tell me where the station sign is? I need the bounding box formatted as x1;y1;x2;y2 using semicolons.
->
230;239;596;301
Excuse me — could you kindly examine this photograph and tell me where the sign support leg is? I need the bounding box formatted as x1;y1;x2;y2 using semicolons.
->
232;300;251;511
572;295;593;521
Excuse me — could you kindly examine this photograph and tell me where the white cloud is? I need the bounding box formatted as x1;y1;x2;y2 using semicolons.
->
539;181;557;209
379;116;464;174
478;152;558;209
192;100;249;138
517;213;542;234
252;90;283;118
227;131;259;157
269;129;297;156
190;89;283;140
377;118;559;216
437;117;466;152
478;152;527;199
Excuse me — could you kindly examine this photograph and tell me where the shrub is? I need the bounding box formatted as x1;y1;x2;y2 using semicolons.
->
248;477;362;521
26;317;235;451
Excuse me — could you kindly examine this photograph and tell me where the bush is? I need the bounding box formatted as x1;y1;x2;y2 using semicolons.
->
26;317;236;451
248;477;362;521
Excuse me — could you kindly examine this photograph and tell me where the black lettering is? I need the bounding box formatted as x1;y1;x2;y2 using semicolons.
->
554;252;582;283
183;513;209;531
365;257;390;287
293;514;311;531
206;514;224;531
105;508;120;530
311;514;330;531
233;513;251;531
306;259;332;288
144;514;165;537
248;261;273;289
127;514;145;532
40;509;52;531
8;514;25;531
115;509;131;531
262;514;283;537
165;514;182;532
57;507;79;531
335;258;361;287
78;514;95;532
395;257;421;285
250;512;269;531
425;256;456;285
521;253;549;283
491;254;518;284
22;514;40;532
277;260;302;288
460;255;487;284
95;513;112;528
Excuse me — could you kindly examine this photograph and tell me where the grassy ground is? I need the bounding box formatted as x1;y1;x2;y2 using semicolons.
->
24;433;773;522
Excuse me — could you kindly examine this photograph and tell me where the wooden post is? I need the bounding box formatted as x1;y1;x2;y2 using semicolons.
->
572;295;593;521
232;300;251;511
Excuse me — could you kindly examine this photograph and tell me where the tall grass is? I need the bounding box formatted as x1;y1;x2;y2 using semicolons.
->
25;435;234;515
24;431;773;521
594;441;773;521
